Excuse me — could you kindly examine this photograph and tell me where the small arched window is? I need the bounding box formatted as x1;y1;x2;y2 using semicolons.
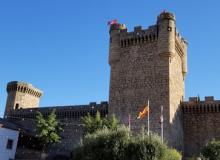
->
15;103;19;109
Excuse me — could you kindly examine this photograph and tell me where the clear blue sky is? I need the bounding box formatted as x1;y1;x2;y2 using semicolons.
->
0;0;220;117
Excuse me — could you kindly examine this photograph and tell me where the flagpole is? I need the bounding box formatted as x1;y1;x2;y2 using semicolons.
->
161;105;164;142
147;100;150;136
128;114;131;130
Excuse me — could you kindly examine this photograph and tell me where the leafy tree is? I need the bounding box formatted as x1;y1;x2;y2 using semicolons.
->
36;109;62;149
82;111;119;134
201;139;220;160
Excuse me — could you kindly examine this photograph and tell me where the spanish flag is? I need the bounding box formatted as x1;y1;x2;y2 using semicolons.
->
137;105;149;119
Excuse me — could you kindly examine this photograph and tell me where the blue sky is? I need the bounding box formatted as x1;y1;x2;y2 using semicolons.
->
0;0;220;117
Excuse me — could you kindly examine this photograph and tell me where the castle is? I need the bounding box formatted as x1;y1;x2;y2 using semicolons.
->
3;11;220;158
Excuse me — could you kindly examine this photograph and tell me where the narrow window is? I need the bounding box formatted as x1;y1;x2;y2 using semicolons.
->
6;139;13;150
167;26;172;31
15;103;19;109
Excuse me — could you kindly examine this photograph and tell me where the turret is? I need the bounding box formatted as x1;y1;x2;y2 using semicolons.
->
4;81;43;118
109;23;121;65
157;11;176;57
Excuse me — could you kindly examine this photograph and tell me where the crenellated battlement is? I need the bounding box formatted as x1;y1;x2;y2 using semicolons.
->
7;81;43;98
5;81;43;116
182;96;220;114
7;101;108;119
175;31;188;52
119;25;158;47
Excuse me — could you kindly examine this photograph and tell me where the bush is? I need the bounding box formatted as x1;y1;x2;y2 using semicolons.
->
72;126;130;160
201;139;220;160
72;126;181;160
164;148;182;160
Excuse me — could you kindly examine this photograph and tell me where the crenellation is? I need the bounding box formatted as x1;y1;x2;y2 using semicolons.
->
6;81;43;98
109;11;186;150
4;11;219;159
205;96;214;102
134;26;142;32
182;97;220;114
188;97;199;103
183;97;220;157
176;31;188;46
7;102;108;120
119;25;158;47
4;81;43;117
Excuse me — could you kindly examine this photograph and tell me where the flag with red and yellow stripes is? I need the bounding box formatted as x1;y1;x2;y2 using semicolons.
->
137;105;149;119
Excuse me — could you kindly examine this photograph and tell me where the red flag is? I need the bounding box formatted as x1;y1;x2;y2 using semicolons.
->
107;19;118;25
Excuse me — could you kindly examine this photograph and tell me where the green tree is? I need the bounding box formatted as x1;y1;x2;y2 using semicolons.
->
36;109;62;149
201;139;220;160
82;111;119;134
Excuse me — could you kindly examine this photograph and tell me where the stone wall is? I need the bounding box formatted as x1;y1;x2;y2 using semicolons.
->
5;81;43;117
108;11;187;150
8;102;108;155
182;97;220;157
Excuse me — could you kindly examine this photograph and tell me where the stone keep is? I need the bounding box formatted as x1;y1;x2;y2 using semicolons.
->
108;11;187;149
5;81;43;117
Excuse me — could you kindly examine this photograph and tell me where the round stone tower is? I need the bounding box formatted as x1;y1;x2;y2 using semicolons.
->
4;81;43;118
157;11;176;58
109;23;121;65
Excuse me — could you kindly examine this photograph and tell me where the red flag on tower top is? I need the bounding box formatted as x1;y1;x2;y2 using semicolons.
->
107;19;118;25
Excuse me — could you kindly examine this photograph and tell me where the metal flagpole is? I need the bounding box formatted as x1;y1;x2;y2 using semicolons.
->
147;100;150;136
161;105;164;142
128;114;131;130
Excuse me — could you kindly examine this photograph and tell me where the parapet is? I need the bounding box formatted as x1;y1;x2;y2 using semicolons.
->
119;25;158;48
182;96;220;114
187;96;215;103
7;81;43;98
7;101;109;120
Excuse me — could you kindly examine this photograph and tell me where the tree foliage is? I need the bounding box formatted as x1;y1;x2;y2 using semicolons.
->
164;148;182;160
36;109;62;148
71;126;182;160
201;139;220;160
81;111;119;134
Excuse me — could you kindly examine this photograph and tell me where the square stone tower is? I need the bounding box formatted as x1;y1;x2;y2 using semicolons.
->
108;11;187;150
4;81;43;118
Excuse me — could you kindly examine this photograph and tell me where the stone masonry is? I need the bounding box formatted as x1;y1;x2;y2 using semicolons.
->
108;11;187;150
3;11;220;159
7;101;108;155
5;81;43;118
182;96;220;157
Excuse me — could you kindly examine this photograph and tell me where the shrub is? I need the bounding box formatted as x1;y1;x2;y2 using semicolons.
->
164;148;182;160
72;126;181;160
72;126;131;160
201;139;220;160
